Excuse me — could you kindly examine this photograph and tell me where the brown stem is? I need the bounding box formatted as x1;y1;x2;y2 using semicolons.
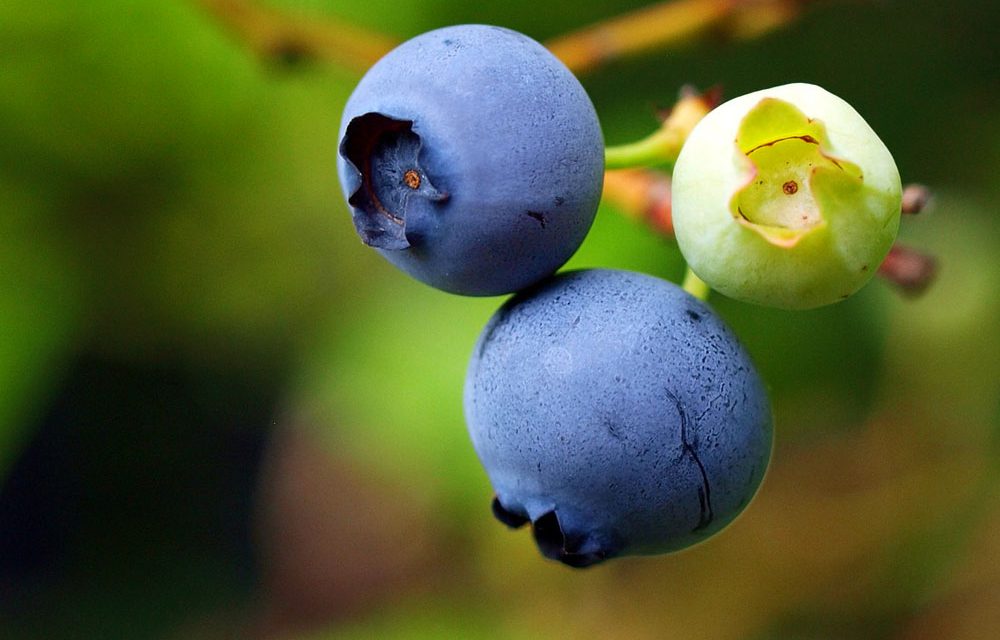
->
545;0;735;73
196;0;398;74
545;0;816;74
197;0;825;75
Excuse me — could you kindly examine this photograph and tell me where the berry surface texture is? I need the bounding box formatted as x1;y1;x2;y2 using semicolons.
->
464;269;773;567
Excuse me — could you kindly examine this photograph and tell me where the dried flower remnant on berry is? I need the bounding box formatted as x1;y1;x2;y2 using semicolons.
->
730;97;864;248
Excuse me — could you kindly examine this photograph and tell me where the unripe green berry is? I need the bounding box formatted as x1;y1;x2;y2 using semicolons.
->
672;83;902;309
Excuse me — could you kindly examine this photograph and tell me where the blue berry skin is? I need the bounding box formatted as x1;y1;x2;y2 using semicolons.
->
464;269;773;567
337;25;604;296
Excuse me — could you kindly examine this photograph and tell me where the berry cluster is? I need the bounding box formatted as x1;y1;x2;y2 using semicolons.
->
337;25;900;567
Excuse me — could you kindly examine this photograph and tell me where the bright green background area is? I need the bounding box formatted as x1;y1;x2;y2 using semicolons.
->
1;1;998;639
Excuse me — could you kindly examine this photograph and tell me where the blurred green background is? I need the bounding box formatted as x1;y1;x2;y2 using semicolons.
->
1;1;998;638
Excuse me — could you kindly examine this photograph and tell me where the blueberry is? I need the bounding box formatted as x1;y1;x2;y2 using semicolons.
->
337;25;604;296
464;269;773;567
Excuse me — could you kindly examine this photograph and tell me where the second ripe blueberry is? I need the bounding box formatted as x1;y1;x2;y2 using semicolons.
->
337;25;604;296
464;269;773;567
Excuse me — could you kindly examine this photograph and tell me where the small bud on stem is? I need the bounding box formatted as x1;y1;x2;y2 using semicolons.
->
877;244;938;296
901;183;932;215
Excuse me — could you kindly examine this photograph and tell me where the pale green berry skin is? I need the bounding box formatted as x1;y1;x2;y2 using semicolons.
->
672;83;902;309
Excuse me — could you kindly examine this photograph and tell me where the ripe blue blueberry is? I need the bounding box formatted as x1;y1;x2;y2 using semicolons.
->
464;269;773;567
337;25;604;296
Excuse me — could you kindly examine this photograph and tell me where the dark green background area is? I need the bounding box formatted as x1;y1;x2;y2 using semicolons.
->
1;1;998;638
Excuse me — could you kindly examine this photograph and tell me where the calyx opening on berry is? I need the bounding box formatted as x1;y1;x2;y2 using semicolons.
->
490;497;618;568
531;510;616;568
340;112;448;250
730;98;863;248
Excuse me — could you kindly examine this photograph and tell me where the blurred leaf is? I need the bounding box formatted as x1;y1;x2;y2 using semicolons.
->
0;0;258;188
0;181;79;478
294;265;499;519
878;193;1000;433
